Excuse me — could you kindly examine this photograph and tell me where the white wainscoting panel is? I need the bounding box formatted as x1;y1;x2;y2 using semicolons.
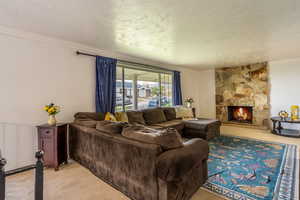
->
0;123;37;171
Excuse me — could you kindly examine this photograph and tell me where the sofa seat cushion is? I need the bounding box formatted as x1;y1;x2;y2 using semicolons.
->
126;111;146;125
96;121;128;135
142;108;167;125
154;120;184;132
122;125;183;150
183;118;221;130
162;107;177;121
74;112;105;121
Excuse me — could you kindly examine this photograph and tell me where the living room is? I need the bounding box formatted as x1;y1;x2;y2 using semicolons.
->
0;1;299;200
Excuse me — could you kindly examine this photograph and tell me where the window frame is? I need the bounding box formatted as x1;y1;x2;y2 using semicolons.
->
116;63;173;112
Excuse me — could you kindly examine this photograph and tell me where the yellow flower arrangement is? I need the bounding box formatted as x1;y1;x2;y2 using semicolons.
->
44;103;60;116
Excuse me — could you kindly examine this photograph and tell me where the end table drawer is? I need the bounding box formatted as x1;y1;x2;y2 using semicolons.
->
40;128;54;139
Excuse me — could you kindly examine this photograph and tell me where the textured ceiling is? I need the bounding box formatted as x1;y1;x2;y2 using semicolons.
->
0;0;300;68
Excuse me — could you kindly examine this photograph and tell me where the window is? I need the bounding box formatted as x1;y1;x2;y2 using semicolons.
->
115;64;173;112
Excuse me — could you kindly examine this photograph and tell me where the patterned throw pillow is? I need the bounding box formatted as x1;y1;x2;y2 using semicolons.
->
175;106;194;119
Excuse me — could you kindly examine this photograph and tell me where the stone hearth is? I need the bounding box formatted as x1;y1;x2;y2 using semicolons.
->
215;62;270;127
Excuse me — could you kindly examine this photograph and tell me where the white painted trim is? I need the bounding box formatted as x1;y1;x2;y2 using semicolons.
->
0;123;37;171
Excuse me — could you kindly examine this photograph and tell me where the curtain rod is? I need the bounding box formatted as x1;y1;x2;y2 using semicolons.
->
76;51;173;73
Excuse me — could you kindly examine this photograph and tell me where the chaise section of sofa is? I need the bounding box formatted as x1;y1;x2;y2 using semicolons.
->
156;139;209;200
183;118;221;140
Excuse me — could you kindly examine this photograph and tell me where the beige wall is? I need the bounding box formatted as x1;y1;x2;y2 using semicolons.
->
0;34;95;125
181;69;216;118
269;58;300;129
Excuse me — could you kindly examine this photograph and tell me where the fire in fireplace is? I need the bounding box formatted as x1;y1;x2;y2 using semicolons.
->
228;106;253;124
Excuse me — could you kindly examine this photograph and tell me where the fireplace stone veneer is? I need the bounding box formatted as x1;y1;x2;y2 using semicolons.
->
215;62;270;127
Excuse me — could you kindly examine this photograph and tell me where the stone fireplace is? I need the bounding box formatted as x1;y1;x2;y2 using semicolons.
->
215;62;270;127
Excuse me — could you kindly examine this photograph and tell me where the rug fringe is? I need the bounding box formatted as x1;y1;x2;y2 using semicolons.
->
295;146;299;200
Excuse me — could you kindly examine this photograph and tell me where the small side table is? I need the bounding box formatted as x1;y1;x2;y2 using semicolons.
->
37;123;68;170
192;108;196;118
271;117;300;138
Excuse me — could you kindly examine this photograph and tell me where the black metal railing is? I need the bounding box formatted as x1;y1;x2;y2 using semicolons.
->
0;156;6;200
34;151;44;200
0;150;44;200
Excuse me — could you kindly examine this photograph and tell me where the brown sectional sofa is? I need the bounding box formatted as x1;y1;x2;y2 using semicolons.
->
69;107;221;200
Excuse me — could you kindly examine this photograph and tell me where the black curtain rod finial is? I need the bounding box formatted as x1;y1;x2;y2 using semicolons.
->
76;51;97;58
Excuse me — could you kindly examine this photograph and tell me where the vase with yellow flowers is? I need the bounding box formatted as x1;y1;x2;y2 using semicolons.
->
44;103;60;125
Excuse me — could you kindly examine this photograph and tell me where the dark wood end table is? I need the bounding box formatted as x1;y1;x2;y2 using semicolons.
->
271;117;300;138
37;123;68;170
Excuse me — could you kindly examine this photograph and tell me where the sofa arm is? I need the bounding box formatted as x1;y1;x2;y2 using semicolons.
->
156;138;209;182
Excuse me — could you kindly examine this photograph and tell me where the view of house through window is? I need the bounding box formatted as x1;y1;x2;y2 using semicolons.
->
115;66;173;112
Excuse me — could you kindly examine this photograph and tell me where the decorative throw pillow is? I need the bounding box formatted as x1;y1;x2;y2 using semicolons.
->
122;125;183;150
74;119;98;128
96;121;127;134
104;112;117;121
115;112;129;122
175;106;194;119
143;108;167;125
126;111;146;125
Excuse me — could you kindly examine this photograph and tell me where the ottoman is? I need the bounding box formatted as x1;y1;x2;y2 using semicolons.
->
183;118;221;140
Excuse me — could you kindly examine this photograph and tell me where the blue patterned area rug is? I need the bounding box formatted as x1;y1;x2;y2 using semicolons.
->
203;136;299;200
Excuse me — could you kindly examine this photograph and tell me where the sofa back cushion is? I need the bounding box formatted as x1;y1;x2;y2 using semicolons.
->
122;125;183;150
142;108;167;125
126;111;146;125
162;107;177;121
96;121;128;134
74;112;105;121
